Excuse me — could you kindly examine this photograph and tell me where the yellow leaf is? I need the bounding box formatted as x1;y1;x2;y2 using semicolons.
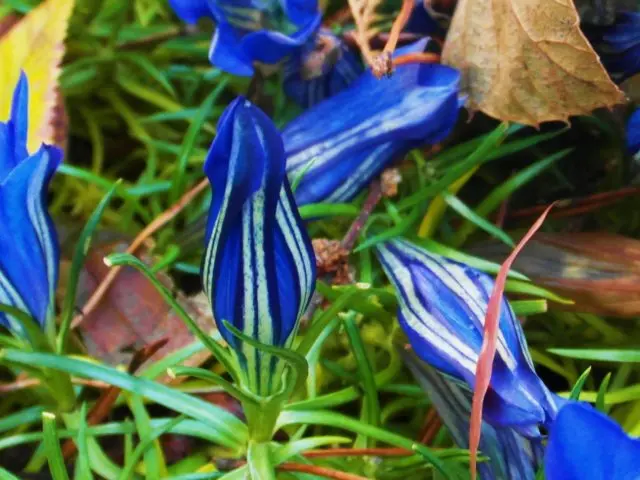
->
0;0;75;152
442;0;625;126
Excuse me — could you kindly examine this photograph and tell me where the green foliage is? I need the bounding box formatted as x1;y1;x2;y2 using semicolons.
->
1;0;640;479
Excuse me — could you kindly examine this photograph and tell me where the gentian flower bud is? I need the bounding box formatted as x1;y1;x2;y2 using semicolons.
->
376;239;558;436
545;402;640;480
284;39;461;206
403;352;542;480
628;107;640;158
584;12;640;82
0;73;61;333
202;97;316;395
283;28;363;108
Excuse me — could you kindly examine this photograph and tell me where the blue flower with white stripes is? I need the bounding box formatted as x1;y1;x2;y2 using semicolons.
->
545;402;640;480
213;0;322;76
202;97;316;395
284;39;461;206
403;352;542;480
375;239;558;436
283;28;363;108
585;12;640;82
0;73;61;334
628;108;640;158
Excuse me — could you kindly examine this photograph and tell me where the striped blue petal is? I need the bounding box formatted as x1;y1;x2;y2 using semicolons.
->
375;239;557;435
208;0;321;76
202;97;316;393
584;12;640;82
627;108;640;158
403;351;542;480
284;39;461;205
545;402;640;480
283;29;364;108
0;73;61;332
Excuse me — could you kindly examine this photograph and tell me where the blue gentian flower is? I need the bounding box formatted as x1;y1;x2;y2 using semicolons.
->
0;73;61;333
210;1;322;76
284;39;461;206
375;239;558;436
545;402;640;480
202;97;316;394
283;28;363;108
628;108;640;158
403;352;542;480
585;12;640;82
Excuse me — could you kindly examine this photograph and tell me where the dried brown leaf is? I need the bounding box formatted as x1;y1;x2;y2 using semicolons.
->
59;241;213;380
472;232;640;317
442;0;625;125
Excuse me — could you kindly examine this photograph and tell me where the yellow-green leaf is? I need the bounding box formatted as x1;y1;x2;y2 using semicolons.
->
0;0;75;152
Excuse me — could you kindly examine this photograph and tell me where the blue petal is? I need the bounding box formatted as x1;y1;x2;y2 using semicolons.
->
284;46;461;205
0;146;61;330
404;0;444;36
584;12;640;82
403;352;541;480
207;0;321;76
0;72;29;182
202;97;316;391
209;22;256;77
283;0;320;25
375;239;557;435
545;402;640;480
241;12;321;64
168;0;213;24
627;108;640;157
283;29;364;108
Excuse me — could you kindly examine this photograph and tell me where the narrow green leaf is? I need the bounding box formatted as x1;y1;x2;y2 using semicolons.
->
118;415;185;480
510;299;547;316
569;367;592;400
1;350;247;449
276;410;453;480
549;349;640;363
171;79;228;202
42;412;70;480
452;148;572;247
443;192;514;246
596;373;612;412
57;183;119;353
344;314;380;444
73;403;93;480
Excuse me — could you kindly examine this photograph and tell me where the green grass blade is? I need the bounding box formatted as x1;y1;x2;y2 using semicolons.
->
1;350;247;449
42;412;70;480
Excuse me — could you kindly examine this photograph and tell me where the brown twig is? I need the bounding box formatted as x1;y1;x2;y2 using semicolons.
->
278;463;369;480
392;52;441;67
341;179;383;251
71;178;209;329
382;0;415;54
304;447;416;458
505;186;640;221
62;339;168;459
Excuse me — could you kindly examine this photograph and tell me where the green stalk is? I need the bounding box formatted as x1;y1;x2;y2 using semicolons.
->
247;441;276;480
